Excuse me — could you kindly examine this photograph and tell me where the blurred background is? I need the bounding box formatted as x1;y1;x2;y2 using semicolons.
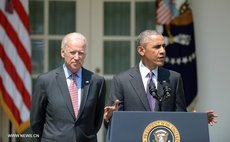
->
0;0;230;141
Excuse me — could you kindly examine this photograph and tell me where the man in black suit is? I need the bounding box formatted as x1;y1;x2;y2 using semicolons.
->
30;32;106;142
104;30;217;128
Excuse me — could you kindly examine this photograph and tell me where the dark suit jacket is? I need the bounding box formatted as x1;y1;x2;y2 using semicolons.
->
108;65;187;111
30;66;106;142
105;65;187;142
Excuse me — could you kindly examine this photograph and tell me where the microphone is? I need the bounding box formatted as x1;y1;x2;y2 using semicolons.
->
149;82;161;101
162;81;171;99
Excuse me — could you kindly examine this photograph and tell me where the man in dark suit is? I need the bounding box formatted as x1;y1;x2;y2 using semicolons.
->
103;30;217;131
104;30;186;120
106;66;186;112
30;32;106;142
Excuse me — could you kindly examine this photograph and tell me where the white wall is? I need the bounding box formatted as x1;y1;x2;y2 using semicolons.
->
190;0;230;141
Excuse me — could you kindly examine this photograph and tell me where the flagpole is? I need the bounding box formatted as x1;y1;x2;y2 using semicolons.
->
9;120;11;142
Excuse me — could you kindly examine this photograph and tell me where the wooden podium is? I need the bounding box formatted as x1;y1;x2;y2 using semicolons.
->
108;111;210;142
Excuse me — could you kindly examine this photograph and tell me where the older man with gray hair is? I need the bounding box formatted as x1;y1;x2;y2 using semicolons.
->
31;32;106;142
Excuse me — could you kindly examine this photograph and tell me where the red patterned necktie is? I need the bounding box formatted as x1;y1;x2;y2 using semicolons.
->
69;74;78;119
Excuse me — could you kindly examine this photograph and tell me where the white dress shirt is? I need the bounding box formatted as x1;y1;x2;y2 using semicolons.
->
139;61;158;92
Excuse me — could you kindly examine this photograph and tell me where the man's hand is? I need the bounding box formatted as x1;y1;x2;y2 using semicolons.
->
207;110;218;126
104;100;120;122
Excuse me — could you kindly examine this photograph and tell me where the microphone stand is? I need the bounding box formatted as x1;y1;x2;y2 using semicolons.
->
158;98;163;111
149;85;163;111
149;81;171;111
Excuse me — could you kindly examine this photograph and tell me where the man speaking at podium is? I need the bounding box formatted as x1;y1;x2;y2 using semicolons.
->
103;30;217;134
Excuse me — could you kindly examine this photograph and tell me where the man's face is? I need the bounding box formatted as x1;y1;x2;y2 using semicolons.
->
138;35;166;70
61;39;86;73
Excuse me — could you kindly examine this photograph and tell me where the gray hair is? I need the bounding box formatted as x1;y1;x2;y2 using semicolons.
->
61;32;87;49
136;30;162;48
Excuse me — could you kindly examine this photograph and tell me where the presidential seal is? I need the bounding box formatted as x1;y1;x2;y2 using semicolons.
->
142;120;180;142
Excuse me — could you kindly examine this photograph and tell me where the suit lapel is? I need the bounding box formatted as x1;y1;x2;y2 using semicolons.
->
76;68;91;120
157;67;164;98
129;66;151;111
157;67;170;96
56;67;75;119
156;67;171;110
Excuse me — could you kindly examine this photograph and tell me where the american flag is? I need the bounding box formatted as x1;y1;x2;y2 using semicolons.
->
156;0;198;107
0;0;31;133
156;0;173;25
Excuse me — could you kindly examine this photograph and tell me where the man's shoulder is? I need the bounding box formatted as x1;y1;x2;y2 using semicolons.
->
159;67;178;73
43;66;62;75
37;66;62;79
159;67;181;78
82;67;105;80
114;66;139;78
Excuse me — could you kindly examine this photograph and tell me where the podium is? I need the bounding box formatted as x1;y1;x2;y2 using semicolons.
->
109;111;209;142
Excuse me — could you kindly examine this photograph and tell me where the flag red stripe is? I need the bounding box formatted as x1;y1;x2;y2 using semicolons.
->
0;10;31;74
0;44;31;109
0;77;22;124
157;11;171;24
157;14;171;24
157;5;170;17
13;0;30;32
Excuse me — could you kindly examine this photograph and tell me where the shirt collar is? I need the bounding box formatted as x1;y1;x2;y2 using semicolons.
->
139;61;158;79
63;64;82;79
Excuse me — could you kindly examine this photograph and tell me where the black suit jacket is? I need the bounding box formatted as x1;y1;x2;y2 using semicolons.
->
108;65;187;111
30;66;106;142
